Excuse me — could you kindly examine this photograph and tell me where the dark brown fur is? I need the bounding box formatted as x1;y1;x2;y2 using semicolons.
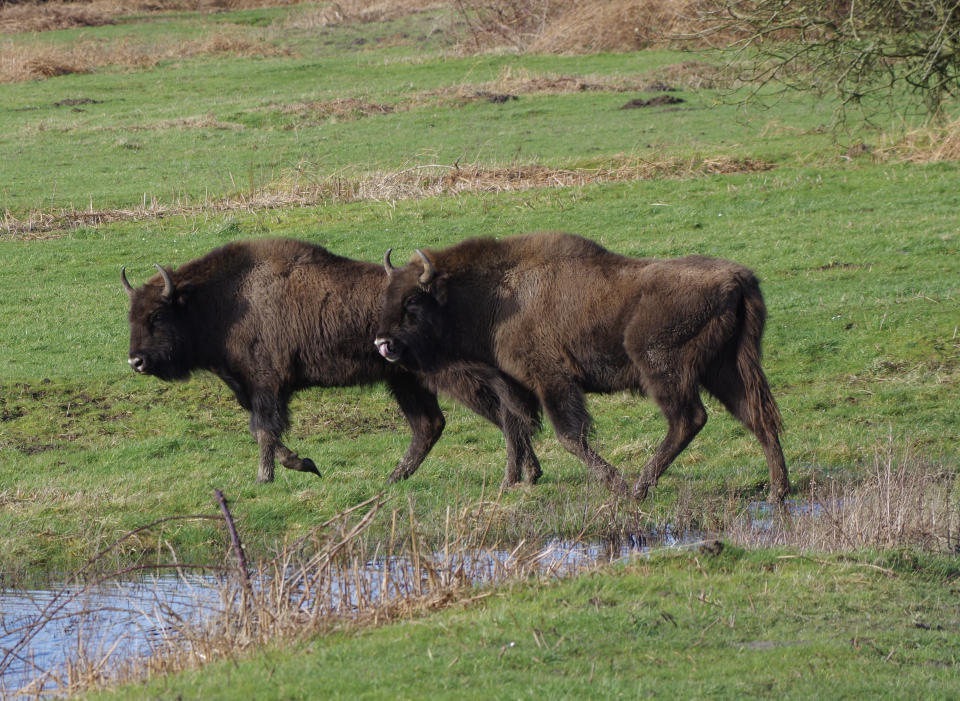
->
124;238;541;485
375;232;790;502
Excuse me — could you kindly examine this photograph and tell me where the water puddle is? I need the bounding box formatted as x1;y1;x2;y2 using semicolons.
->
0;529;700;696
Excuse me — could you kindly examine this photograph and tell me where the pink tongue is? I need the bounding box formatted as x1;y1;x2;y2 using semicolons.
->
376;341;390;358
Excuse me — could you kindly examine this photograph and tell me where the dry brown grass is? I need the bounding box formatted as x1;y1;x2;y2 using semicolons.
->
874;118;960;163
453;0;734;54
0;32;290;84
282;0;445;29
0;2;115;34
0;0;303;35
1;155;773;237
720;441;960;553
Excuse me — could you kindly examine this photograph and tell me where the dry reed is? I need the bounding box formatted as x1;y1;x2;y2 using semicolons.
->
721;439;959;553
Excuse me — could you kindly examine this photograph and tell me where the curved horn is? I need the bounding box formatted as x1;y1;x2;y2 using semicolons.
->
415;249;435;285
120;266;135;297
154;263;175;300
383;248;397;277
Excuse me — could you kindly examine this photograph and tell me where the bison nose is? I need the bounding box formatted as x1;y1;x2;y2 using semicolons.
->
128;355;146;373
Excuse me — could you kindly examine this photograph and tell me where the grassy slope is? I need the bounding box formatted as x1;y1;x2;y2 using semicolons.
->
86;548;960;699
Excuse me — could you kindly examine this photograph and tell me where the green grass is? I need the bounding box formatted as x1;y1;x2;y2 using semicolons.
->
85;547;960;699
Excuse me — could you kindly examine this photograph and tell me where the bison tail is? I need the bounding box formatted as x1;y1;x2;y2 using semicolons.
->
734;274;783;437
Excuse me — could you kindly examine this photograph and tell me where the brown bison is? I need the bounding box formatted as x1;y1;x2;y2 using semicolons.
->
374;232;790;502
122;238;541;485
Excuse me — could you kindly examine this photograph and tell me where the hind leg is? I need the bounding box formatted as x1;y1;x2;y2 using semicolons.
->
632;386;707;501
539;382;630;496
703;364;790;503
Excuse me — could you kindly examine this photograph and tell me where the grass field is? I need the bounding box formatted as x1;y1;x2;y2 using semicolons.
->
1;1;958;695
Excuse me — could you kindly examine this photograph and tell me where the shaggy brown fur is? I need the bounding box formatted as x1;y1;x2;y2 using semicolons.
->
123;238;541;485
375;232;789;502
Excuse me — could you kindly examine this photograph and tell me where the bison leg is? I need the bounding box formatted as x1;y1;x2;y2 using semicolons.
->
386;375;446;483
632;388;707;502
437;372;542;488
539;383;629;496
702;363;790;503
250;390;320;482
253;428;277;483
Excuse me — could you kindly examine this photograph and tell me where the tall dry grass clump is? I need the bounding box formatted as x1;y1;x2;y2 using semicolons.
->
874;118;960;163
722;440;960;553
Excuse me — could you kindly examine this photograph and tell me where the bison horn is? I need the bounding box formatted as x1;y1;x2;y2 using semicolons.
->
154;263;175;300
415;249;435;285
383;248;397;277
120;266;135;297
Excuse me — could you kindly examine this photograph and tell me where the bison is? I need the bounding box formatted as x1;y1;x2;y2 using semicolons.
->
122;238;542;486
374;232;790;503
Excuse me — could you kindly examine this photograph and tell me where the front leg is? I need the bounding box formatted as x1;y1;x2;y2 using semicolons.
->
386;374;445;482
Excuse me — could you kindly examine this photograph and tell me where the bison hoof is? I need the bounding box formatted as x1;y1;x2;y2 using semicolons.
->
633;483;650;502
300;458;321;477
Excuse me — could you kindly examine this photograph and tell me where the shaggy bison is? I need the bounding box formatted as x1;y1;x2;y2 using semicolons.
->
374;232;790;502
122;238;541;485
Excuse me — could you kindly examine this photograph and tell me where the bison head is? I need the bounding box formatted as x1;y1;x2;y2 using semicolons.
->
374;248;448;372
122;264;196;381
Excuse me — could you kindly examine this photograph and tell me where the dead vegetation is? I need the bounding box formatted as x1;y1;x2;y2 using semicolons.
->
0;32;290;84
1;155;773;237
451;0;736;54
281;0;446;28
0;0;302;34
720;441;960;553
874;118;960;163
